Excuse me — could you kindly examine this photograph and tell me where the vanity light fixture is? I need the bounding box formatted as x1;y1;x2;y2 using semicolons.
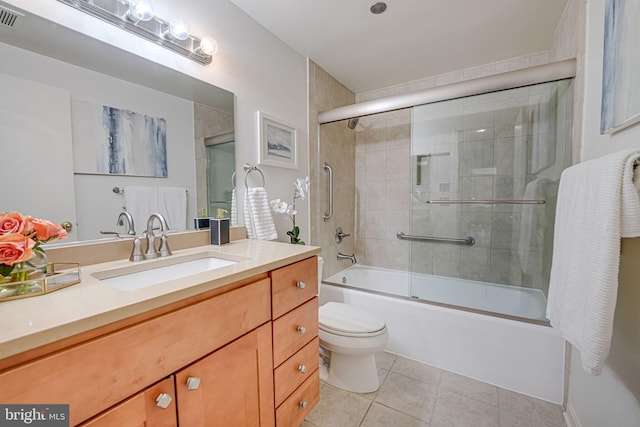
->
56;0;215;65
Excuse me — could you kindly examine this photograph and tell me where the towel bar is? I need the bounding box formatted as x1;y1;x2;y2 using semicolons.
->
113;187;188;194
425;199;545;205
397;232;475;245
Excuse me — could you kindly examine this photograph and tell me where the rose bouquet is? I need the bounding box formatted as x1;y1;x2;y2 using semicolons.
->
0;211;68;284
270;177;310;245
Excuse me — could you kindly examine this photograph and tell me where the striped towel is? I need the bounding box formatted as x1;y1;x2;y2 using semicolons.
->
243;187;278;241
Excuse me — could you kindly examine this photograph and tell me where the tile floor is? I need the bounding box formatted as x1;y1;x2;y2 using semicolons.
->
302;352;566;427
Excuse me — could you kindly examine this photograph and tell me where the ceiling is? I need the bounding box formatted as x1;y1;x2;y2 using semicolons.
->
229;0;568;93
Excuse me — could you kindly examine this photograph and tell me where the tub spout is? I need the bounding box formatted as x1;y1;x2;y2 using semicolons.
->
337;252;357;264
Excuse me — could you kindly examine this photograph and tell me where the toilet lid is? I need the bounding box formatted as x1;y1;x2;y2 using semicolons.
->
319;302;386;335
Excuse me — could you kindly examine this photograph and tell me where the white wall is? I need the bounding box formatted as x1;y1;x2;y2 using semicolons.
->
4;0;310;244
564;0;640;425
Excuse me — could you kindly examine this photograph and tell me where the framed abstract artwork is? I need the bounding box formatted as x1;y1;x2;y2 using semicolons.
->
258;111;297;169
72;100;167;177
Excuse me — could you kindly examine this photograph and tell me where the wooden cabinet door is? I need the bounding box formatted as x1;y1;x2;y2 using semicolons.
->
80;377;177;427
175;323;275;427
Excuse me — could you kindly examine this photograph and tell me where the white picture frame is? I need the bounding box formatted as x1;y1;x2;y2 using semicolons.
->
600;0;640;134
258;111;297;169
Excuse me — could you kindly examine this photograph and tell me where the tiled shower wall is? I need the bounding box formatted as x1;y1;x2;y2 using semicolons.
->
308;61;357;279
408;82;572;293
353;53;573;294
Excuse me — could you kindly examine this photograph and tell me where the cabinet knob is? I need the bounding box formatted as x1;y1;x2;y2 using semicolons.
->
299;401;308;410
297;325;306;334
155;392;173;409
297;364;307;374
186;376;201;390
296;281;306;289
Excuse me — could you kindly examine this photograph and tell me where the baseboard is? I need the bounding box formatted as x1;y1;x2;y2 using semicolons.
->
564;402;582;427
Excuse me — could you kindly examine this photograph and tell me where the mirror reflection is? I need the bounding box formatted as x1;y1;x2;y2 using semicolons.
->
0;2;235;243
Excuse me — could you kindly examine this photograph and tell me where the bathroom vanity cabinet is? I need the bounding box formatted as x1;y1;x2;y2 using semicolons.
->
0;255;319;427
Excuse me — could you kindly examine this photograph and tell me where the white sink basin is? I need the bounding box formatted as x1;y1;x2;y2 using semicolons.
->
93;254;238;291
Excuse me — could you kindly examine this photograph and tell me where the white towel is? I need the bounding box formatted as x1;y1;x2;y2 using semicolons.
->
230;188;238;226
123;186;158;236
546;149;640;375
158;186;187;231
243;187;277;241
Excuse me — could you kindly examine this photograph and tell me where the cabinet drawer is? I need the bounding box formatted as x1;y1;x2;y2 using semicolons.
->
274;337;319;407
0;278;271;426
275;373;319;427
272;298;318;367
271;256;318;319
80;377;177;427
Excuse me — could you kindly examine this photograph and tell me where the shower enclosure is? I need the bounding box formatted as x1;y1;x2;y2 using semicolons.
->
316;70;574;323
406;79;573;320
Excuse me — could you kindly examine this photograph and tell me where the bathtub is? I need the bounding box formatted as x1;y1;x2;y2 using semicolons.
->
321;264;565;403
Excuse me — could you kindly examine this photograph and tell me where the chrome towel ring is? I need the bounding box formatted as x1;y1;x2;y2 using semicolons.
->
243;163;266;189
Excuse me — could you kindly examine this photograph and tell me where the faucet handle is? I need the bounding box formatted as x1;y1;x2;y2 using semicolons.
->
130;236;145;262
158;232;172;257
335;227;351;244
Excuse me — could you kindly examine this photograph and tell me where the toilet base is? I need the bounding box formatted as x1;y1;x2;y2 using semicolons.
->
321;350;380;393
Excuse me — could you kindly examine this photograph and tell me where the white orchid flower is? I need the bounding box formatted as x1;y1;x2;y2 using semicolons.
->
294;176;310;200
269;199;289;214
286;206;297;216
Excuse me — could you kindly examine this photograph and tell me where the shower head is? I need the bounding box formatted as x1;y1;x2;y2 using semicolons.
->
347;117;359;129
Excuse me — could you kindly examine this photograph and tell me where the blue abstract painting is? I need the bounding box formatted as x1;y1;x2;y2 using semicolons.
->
601;0;640;134
71;100;167;177
99;106;167;176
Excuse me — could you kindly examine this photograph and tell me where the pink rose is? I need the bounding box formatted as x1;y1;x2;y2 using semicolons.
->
0;212;28;236
26;217;68;242
0;233;35;266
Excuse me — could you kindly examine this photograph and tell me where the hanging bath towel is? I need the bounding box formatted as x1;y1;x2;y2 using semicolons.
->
123;186;158;235
546;149;640;375
243;187;278;241
158;186;187;231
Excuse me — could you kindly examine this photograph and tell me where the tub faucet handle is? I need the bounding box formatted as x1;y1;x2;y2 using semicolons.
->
335;227;351;244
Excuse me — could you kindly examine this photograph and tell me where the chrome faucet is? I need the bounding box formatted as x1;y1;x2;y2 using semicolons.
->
117;211;136;236
337;252;357;264
144;213;172;259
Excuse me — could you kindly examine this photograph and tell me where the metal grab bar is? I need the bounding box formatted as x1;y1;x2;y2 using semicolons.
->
397;232;475;246
426;199;545;205
323;162;333;222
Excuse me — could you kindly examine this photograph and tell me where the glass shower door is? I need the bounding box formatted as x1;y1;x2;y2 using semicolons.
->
408;79;574;320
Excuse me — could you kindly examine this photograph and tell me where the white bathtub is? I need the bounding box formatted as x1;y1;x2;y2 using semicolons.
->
322;265;565;403
326;264;548;321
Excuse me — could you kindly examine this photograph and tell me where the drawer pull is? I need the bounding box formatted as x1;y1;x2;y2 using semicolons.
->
186;376;201;390
298;364;307;374
296;281;306;289
299;401;308;410
155;392;173;409
297;325;306;334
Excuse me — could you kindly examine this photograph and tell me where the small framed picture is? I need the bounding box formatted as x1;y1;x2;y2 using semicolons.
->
258;111;297;169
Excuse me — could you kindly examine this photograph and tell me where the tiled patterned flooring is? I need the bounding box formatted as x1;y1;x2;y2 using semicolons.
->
302;352;566;427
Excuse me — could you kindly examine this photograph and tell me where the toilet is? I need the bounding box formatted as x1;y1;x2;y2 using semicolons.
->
317;257;389;393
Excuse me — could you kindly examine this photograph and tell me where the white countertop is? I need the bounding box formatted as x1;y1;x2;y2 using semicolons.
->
0;239;320;360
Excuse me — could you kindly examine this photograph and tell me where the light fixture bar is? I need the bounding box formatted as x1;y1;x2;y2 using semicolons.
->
56;0;212;65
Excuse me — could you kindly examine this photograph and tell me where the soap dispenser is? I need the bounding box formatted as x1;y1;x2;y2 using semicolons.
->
210;209;230;245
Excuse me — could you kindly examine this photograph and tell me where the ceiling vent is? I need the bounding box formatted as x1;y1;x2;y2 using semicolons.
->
0;5;24;30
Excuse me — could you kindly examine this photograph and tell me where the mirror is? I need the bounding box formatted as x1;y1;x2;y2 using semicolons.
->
0;1;235;242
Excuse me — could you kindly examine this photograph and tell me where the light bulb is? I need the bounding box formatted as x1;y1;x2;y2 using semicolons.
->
168;19;190;41
127;0;154;22
197;37;218;56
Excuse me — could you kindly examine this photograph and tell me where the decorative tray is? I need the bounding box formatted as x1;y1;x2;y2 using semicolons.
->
0;263;81;302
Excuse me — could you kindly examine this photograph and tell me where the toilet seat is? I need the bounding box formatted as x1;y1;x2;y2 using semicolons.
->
319;302;387;338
